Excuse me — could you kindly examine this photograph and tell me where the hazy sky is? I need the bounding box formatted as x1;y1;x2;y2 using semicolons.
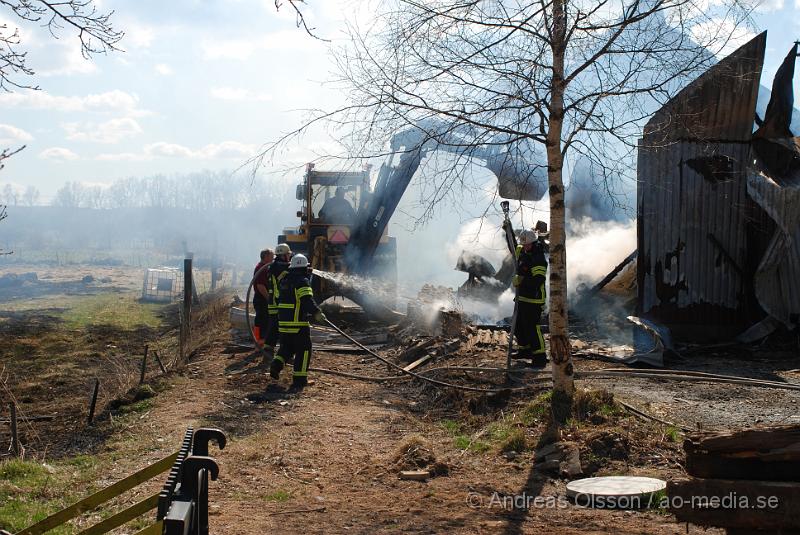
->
0;0;799;202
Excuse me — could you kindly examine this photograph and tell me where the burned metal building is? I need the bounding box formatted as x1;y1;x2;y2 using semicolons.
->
637;32;800;341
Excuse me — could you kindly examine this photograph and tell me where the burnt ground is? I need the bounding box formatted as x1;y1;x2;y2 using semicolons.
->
0;266;178;457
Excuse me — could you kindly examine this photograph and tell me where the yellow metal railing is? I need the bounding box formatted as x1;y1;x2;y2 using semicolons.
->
14;427;224;535
16;452;178;535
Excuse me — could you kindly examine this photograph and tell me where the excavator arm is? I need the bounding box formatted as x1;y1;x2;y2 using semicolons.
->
344;121;546;275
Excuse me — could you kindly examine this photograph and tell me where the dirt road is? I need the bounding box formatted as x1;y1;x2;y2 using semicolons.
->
113;338;724;535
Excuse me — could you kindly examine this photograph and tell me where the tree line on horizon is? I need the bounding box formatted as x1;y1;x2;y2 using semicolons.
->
0;171;291;211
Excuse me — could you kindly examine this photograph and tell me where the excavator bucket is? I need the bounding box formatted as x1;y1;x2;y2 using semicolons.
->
455;250;497;279
485;152;547;201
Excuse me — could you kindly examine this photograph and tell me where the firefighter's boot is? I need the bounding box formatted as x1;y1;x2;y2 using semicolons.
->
269;356;284;380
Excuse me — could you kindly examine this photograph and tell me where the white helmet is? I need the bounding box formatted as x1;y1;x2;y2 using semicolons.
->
275;243;291;256
518;230;537;246
290;254;309;269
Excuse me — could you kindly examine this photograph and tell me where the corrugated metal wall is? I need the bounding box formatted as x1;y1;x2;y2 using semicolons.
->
637;33;767;339
638;142;755;336
644;32;767;143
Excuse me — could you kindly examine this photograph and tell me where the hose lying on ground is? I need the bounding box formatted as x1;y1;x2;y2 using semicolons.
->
323;317;534;393
322;318;800;393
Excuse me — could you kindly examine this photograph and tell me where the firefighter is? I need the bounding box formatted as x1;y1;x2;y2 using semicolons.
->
270;253;325;391
263;243;292;355
252;248;274;349
512;228;548;367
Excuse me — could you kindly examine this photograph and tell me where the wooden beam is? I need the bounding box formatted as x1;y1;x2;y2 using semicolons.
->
686;425;800;454
586;250;637;296
403;354;434;373
668;477;800;530
397;339;436;362
687;450;800;481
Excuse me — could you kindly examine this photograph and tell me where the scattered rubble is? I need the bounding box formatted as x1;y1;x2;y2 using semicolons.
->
534;441;583;478
392;435;449;478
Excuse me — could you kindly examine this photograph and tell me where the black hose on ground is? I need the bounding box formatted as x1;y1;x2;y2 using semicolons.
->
323;317;535;393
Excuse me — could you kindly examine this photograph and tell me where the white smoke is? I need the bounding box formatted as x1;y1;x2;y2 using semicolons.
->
566;217;636;294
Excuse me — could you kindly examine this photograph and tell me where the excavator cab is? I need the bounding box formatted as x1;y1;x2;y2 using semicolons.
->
278;163;397;304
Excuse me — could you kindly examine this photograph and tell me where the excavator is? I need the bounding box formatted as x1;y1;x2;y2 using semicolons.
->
277;121;548;312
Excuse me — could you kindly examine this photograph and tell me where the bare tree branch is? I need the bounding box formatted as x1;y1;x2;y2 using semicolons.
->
274;0;330;41
0;0;122;89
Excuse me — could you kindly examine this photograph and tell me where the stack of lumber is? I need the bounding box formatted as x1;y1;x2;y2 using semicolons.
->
668;425;800;534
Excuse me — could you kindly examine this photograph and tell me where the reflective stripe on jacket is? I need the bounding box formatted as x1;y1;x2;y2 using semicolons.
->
515;243;548;305
277;269;319;334
267;260;290;313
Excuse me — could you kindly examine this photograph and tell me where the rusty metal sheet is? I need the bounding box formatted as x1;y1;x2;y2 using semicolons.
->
637;33;770;338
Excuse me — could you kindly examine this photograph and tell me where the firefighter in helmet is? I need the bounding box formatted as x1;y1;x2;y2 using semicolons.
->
270;253;325;391
512;227;548;367
263;243;292;356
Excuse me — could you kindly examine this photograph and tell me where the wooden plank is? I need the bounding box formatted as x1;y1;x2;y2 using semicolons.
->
399;470;430;481
668;477;800;530
403;354;434;373
131;521;163;535
76;493;159;535
686;425;800;454
687;450;800;481
17;452;178;535
397;339;435;362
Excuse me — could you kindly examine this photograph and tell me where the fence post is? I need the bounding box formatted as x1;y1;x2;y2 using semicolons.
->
139;345;149;385
181;256;193;365
87;379;100;425
153;350;168;375
9;401;20;457
210;254;219;290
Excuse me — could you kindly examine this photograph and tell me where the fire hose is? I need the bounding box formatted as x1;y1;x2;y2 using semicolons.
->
321;316;536;393
245;267;800;394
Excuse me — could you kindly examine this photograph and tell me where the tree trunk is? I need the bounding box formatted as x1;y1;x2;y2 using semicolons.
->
547;0;575;421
